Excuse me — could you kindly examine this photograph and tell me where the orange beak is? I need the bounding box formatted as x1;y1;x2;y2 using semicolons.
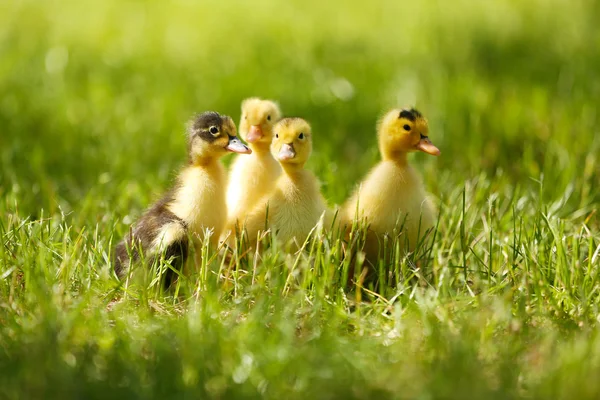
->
415;135;440;156
246;125;263;143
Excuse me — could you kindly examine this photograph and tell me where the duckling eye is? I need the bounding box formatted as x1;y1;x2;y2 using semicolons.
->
209;126;219;136
267;115;271;121
298;132;304;139
275;134;279;139
403;124;411;131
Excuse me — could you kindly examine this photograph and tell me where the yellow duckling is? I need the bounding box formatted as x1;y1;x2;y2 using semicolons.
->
114;111;251;284
242;117;328;249
225;98;282;235
341;108;440;264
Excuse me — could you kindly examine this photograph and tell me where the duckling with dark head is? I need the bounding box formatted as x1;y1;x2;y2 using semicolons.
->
341;107;440;273
114;111;251;285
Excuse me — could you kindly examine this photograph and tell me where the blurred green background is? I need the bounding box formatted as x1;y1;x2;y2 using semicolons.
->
2;0;598;226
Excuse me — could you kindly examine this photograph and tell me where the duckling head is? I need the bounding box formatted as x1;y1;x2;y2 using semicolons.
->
187;111;251;164
378;108;440;161
240;98;282;148
271;118;312;168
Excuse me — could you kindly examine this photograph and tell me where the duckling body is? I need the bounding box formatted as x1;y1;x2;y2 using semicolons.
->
114;111;251;283
343;160;435;258
167;162;228;242
341;108;440;264
259;169;327;245
243;118;328;249
226;98;282;233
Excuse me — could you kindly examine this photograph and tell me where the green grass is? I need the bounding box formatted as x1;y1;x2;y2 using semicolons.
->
1;0;600;398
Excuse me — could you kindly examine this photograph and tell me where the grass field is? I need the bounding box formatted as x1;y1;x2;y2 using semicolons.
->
1;0;600;398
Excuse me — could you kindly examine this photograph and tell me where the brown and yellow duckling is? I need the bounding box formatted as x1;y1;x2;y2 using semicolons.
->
114;111;251;284
341;108;440;267
241;117;329;250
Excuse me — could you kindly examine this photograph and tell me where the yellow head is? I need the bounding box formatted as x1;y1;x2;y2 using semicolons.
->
378;108;440;160
271;118;312;167
239;98;282;146
187;111;251;164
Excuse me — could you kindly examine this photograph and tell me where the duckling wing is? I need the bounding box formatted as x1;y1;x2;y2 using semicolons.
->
114;192;189;281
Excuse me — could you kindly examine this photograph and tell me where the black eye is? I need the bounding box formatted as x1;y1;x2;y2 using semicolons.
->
275;134;278;138
298;133;304;139
209;126;219;135
267;115;271;121
403;124;411;131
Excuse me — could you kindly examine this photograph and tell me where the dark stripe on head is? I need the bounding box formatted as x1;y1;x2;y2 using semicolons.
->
399;109;420;121
188;111;225;144
191;111;223;131
195;130;219;143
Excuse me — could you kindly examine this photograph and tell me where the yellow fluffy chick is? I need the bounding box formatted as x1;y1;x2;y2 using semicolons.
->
242;117;329;249
114;111;251;285
341;108;440;265
225;98;282;237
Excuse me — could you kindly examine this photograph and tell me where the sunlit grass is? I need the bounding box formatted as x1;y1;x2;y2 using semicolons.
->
1;0;599;398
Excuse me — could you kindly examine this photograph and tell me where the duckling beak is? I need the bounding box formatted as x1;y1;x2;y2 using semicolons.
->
277;143;296;161
415;135;440;156
225;136;252;154
246;125;263;143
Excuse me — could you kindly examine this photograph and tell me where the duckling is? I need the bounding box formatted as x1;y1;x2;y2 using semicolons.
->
341;108;440;266
242;117;328;249
225;98;282;237
114;111;251;284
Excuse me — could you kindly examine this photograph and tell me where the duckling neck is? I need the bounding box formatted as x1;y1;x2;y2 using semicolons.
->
281;163;306;179
382;151;408;167
249;141;272;156
189;154;220;167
